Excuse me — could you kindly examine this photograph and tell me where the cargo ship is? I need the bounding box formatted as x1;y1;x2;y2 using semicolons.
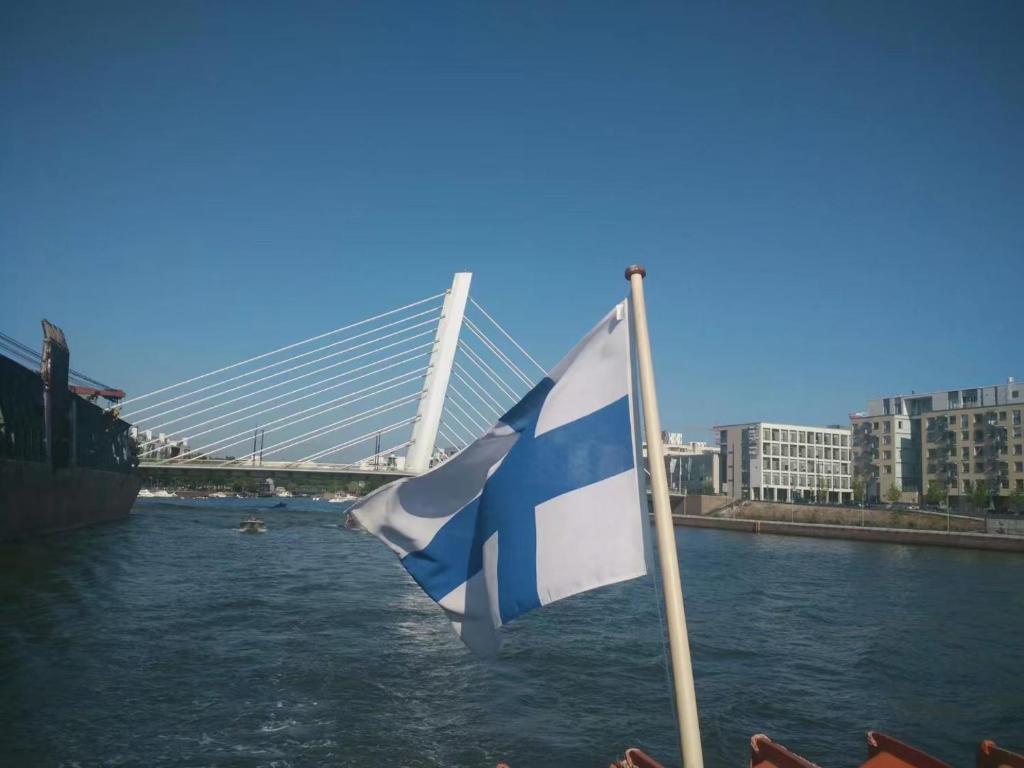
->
0;320;140;539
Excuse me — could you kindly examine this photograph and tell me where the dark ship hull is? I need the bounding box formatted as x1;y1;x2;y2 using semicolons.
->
0;321;140;540
0;459;141;538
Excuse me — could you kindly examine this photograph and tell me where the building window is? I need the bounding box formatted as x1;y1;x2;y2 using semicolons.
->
962;431;970;441
1014;411;1021;426
883;436;892;445
1016;462;1023;473
884;465;892;474
1015;445;1023;456
884;450;892;460
961;415;969;428
1000;412;1007;421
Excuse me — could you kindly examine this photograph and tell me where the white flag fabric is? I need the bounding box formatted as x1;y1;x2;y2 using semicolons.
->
351;301;650;656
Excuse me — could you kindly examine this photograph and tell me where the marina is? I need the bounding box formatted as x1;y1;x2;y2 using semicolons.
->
1;498;1020;766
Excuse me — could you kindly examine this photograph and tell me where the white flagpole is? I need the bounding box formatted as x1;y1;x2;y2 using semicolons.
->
626;264;704;768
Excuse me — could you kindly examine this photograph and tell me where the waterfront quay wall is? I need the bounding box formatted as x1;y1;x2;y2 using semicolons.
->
674;514;1024;553
667;493;734;516
710;500;985;533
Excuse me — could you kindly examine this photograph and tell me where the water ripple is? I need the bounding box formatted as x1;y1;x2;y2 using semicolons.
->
1;499;1022;766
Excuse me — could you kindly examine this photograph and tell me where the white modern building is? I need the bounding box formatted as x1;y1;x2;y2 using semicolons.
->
715;422;853;503
646;432;721;494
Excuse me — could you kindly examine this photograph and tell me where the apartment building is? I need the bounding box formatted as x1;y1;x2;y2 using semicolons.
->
715;422;853;503
850;378;1024;509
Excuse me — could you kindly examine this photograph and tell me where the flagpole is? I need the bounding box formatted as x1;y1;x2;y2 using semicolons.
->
626;264;704;768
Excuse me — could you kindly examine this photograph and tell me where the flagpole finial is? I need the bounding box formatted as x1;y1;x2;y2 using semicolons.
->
624;264;647;280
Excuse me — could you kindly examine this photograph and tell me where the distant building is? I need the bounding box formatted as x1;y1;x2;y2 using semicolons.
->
132;428;189;461
715;422;853;503
851;378;1024;509
656;432;721;494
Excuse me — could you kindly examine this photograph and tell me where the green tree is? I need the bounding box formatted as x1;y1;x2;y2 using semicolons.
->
924;481;946;506
851;478;865;504
969;481;990;514
1010;487;1024;514
885;483;902;504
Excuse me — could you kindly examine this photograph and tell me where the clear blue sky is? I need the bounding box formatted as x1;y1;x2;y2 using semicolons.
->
2;1;1021;440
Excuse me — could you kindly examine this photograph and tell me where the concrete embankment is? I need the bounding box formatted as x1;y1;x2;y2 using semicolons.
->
673;514;1024;553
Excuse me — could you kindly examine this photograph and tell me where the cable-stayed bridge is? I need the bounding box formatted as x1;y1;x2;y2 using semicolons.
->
124;273;545;491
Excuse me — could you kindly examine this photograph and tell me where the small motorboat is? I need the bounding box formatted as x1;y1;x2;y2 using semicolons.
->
328;493;358;504
238;518;267;534
271;501;287;508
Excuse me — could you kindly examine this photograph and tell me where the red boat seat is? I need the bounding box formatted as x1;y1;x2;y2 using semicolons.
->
863;732;952;768
749;734;822;768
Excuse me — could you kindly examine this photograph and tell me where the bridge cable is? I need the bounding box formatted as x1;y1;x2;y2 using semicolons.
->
440;406;478;446
118;291;445;409
127;310;440;421
448;385;496;431
468;298;548;376
217;394;421;466
438;427;467;451
240;399;421;465
445;391;490;436
463;318;535;388
146;341;433;436
457;342;521;403
295;418;418;465
343;439;414;470
168;371;426;462
452;363;506;417
136;349;432;457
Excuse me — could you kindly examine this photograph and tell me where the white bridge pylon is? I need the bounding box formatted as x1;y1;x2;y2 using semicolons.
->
122;273;546;475
406;272;471;473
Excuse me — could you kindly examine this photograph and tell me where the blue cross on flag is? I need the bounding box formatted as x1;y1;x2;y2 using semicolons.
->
351;302;650;656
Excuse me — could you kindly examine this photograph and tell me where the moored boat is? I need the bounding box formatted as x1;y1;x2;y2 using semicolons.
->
328;493;358;503
1;321;140;539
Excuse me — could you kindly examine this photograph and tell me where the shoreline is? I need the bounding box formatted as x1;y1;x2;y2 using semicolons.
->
673;514;1024;553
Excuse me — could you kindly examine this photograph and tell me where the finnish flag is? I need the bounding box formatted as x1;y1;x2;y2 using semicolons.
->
351;302;650;656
